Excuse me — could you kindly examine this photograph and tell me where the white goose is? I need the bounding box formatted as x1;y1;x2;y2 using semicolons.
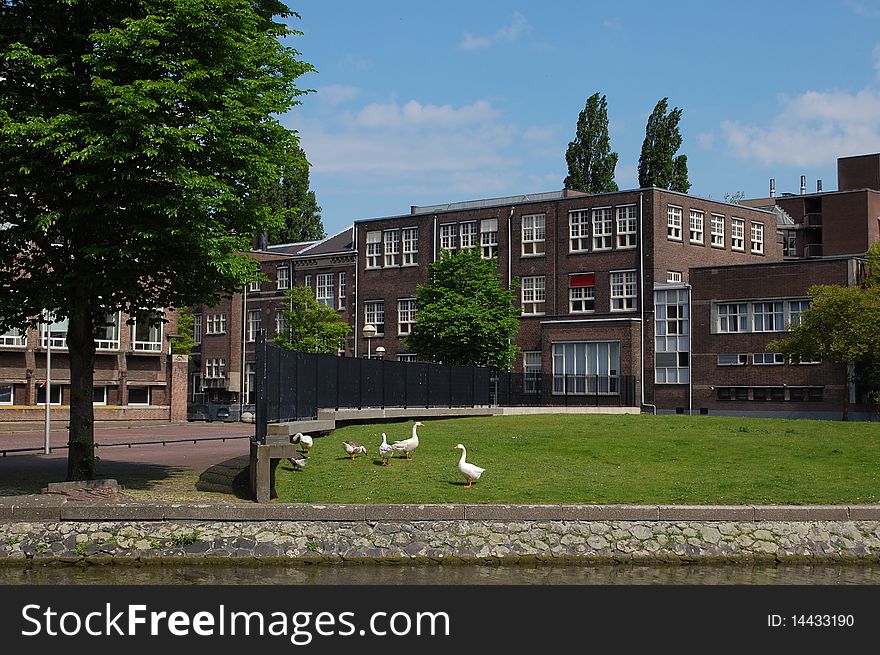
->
453;443;485;488
378;433;394;466
342;440;367;460
293;432;313;455
390;421;423;460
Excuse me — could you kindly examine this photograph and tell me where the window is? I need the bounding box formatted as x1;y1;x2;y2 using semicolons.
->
398;299;416;336
717;303;748;333
338;272;347;310
523;351;541;394
0;324;25;347
654;289;690;384
93;386;107;406
807;388;824;401
666;271;682;284
459;222;478;249
753;301;784;332
127;386;150;405
552;341;620;394
248;280;261;292
689;209;704;244
731;218;745;251
205;313;227;335
365;300;385;336
132;313;163;351
247;310;261;342
94;313;120;350
592;208;613;250
711;214;725;248
276;266;290;290
383;229;400;266
366;231;382;268
522;214;546;256
788;299;810;328
616;205;637;248
205;358;226;379
789;387;806;402
717;387;733;401
42;315;68;349
402;227;419;265
304;274;312;289
439;223;457;252
750;222;764;254
667;205;683;241
275;312;286;337
569;210;590;252
480;219;498;259
397;353;417;363
521;276;546;315
0;384;12;405
193;313;202;344
783;231;797;257
770;388;786;402
316;273;334;307
718;354;748;366
37;384;63;405
754;352;785;365
610;271;637;311
244;363;255;405
569;273;595;313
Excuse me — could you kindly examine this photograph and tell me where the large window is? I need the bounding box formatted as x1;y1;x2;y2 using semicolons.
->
338;272;347;310
0;323;25;347
247;310;261;342
459;222;478;249
366;231;382;268
384;229;400;267
689;209;704;244
569;273;595;313
37;384;63;405
521;276;546;315
439;223;457;252
276;266;290;290
244;363;255;405
523;351;541;394
616;205;637;248
205;313;227;335
667;205;683;241
42;315;68;349
365;300;385;336
94;313;120;350
552;341;620;394
592;208;613;250
788;299;810;327
397;298;416;336
316;273;334;307
750;221;764;254
753;301;784;332
132;313;163;351
522;214;546;256
731;218;745;251
193;313;202;344
569;210;589;252
654;289;690;384
205;358;226;379
610;271;637;311
715;300;810;334
402;227;419;265
711;214;725;248
717;303;748;333
0;384;13;405
480;219;498;259
127;386;150;406
783;231;797;257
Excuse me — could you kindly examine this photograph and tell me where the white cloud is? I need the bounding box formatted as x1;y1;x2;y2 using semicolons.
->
316;84;359;106
352;99;499;129
718;89;880;166
459;12;531;51
845;0;880;16
697;132;716;149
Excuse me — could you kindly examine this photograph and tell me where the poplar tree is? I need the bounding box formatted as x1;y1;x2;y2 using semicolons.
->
638;98;691;193
564;93;618;193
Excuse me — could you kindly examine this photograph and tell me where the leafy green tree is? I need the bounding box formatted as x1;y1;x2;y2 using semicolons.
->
0;0;312;479
274;286;350;354
171;307;197;356
638;98;691;193
405;249;521;370
768;280;880;420
564;93;618;193
260;144;325;245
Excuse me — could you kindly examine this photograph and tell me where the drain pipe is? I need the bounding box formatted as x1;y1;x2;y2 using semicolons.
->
639;191;656;415
687;283;692;416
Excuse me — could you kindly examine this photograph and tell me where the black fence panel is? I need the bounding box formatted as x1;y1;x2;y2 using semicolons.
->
382;360;410;409
359;357;384;408
405;363;430;407
450;365;476;407
315;355;339;411
295;351;319;420
337;356;362;409
427;364;451;408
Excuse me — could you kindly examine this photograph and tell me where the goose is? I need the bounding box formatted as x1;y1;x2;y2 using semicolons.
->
293;432;313;455
390;421;423;460
343;440;367;460
287;454;306;470
453;443;485;488
378;433;394;466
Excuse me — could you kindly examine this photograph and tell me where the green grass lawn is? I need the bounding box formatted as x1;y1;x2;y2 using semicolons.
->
272;414;880;505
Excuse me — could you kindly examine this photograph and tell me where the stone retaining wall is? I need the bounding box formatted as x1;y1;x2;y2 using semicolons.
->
2;504;880;563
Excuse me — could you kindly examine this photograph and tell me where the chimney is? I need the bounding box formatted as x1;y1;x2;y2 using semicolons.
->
769;178;776;198
800;175;806;195
817;179;823;193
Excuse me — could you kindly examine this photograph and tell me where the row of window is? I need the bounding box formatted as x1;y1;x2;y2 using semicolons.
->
714;299;810;334
521;271;637;316
366;227;421;268
438;220;499;259
667;206;764;254
0;384;154;406
716;387;824;402
363;299;416;337
717;353;820;366
0;314;163;352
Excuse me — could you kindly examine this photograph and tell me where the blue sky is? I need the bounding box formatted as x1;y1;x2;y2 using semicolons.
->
281;1;880;236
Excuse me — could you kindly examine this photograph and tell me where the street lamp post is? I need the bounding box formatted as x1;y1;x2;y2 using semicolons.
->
375;346;386;359
44;314;52;455
362;323;377;359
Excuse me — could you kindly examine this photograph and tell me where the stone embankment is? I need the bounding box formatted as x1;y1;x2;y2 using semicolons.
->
2;504;880;563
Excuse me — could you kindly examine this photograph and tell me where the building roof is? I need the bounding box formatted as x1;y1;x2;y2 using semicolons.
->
297;226;355;256
263;240;319;255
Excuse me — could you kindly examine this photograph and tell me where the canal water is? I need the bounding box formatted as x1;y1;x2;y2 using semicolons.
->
3;562;880;585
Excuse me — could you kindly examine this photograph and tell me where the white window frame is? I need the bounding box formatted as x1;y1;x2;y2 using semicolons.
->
275;312;286;338
397;298;416;336
667;205;683;241
0;384;13;405
205;358;227;379
247;310;261;343
41;315;68;349
752;301;784;332
248;280;260;292
338;272;347;310
654;288;690;384
459;222;478;249
205;313;227;335
569;273;596;313
127;386;151;406
711;214;725;248
717;303;748;333
616;205;637;249
304;274;312;289
132;313;163;352
193;313;202;344
94;312;121;350
717;354;748;366
276;266;290;290
480;219;498;259
316;273;334;307
569;210;590;252
37;384;63;405
383;229;400;267
366;230;382;268
754;353;785;365
439;223;457;252
365;300;385;336
521;276;546;315
731;218;745;251
397;353;417;363
689;209;704;244
610;270;637;312
402;227;419;265
522;214;546;256
750;221;764;254
0;324;26;347
92;386;107;406
523;351;542;394
592;208;613;251
666;271;683;284
788;299;810;328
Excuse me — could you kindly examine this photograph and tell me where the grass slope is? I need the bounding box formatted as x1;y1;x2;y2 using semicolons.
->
273;414;880;505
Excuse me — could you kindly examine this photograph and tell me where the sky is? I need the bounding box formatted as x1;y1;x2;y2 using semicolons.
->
279;1;880;236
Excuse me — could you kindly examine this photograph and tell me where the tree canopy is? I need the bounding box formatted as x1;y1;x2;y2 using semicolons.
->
259;144;325;245
564;93;618;193
405;249;520;370
0;0;312;478
637;98;690;193
273;285;350;355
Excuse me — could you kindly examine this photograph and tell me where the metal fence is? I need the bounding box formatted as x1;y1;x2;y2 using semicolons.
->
492;373;637;408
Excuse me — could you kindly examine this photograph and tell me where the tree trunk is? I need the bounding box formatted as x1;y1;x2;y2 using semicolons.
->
66;290;96;480
843;365;851;422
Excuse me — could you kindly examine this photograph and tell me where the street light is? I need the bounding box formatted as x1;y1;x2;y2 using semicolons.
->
375;346;386;360
362;323;377;359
